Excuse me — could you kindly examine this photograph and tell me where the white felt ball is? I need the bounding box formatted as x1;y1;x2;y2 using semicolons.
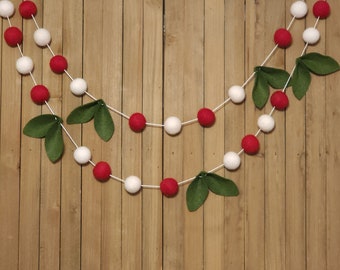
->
290;1;308;19
73;146;91;164
0;0;15;18
228;85;246;103
124;175;142;194
257;114;275;133
223;151;241;170
164;116;182;135
70;78;88;96
34;28;51;47
303;27;320;45
16;56;34;75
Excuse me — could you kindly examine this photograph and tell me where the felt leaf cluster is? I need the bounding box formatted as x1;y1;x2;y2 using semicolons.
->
67;99;114;141
23;114;64;162
186;171;239;211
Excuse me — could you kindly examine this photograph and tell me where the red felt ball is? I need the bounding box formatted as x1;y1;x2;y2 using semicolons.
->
270;91;289;110
274;28;292;48
50;55;68;74
241;135;260;155
93;161;111;182
129;112;147;132
19;1;37;19
313;1;330;19
160;178;179;197
197;108;215;127
30;85;50;104
4;27;23;47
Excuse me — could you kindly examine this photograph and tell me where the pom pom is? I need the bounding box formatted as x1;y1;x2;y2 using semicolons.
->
34;28;51;47
290;1;308;18
70;78;87;96
160;178;179;197
313;1;330;19
129;112;147;132
0;0;15;18
228;85;246;103
223;151;241;171
30;85;50;104
19;0;37;19
93;161;111;182
302;27;320;45
73;146;91;164
270;91;289;110
16;56;34;75
4;26;23;47
197;108;215;127
241;134;260;155
124;176;142;194
164;116;182;135
274;28;292;48
50;55;68;74
257;114;275;133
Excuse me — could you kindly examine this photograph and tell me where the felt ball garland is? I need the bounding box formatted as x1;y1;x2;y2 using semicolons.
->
197;108;215;127
129;113;147;132
30;85;50;104
50;55;68;74
313;0;331;19
160;178;179;197
4;26;23;46
19;0;37;19
270;91;289;110
274;28;293;48
93;161;112;182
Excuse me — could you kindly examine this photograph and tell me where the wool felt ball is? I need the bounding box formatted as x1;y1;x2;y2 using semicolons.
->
228;85;246;103
93;161;111;182
70;78;88;96
274;28;292;48
50;55;68;74
290;1;308;19
160;178;179;197
241;135;260;155
30;85;50;104
257;114;275;133
0;0;14;18
16;56;34;75
124;176;142;194
129;112;147;132
73;146;91;165
197;108;215;127
270;91;289;110
313;1;330;19
34;28;51;47
302;27;320;45
223;151;241;171
19;0;37;19
4;26;23;47
164;116;182;135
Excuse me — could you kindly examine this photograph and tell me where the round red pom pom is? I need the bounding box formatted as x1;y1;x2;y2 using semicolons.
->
274;28;292;48
241;135;260;155
197;108;215;127
93;161;111;182
4;27;23;47
160;178;179;197
19;1;37;19
31;85;50;104
129;112;147;132
49;55;68;74
270;91;289;110
313;1;330;19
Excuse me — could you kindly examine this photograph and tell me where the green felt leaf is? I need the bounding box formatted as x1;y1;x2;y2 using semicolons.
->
186;173;209;212
252;71;269;109
256;66;291;89
291;62;311;100
23;114;62;138
94;101;114;141
299;53;340;75
67;100;101;124
44;122;64;162
205;173;239;197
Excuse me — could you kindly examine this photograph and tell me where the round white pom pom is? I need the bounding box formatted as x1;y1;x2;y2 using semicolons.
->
290;1;308;19
124;176;142;194
303;27;320;45
33;28;51;47
70;78;88;96
73;146;91;164
223;151;241;170
257;114;275;133
228;85;246;103
0;1;15;18
164;116;182;135
16;56;34;75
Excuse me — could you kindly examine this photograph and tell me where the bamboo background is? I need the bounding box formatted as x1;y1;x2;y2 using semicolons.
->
0;0;339;269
